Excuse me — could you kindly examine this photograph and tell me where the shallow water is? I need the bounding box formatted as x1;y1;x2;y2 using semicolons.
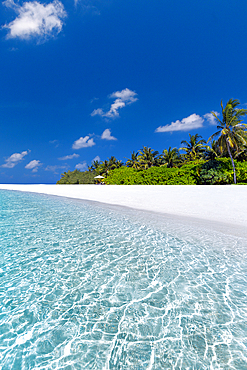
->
0;190;246;369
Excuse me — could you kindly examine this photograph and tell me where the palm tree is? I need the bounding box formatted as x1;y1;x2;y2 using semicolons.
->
107;156;123;170
126;151;140;169
98;157;123;176
88;159;101;173
204;139;223;160
137;146;160;169
207;99;247;184
160;147;180;168
234;144;247;161
98;160;110;176
180;134;206;161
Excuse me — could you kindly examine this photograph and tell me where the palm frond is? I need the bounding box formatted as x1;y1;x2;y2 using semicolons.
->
207;131;221;143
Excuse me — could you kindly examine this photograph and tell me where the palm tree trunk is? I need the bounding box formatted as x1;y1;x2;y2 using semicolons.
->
226;141;236;184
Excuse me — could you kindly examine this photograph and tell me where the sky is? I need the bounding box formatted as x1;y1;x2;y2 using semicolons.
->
1;0;247;183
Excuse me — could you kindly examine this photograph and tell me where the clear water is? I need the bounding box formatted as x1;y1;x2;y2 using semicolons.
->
0;190;247;370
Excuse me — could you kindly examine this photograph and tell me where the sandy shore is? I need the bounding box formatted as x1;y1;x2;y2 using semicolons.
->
0;184;246;236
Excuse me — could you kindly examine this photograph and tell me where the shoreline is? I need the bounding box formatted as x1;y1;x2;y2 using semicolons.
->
0;184;247;238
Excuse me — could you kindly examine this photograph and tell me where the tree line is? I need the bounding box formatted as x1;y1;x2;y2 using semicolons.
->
58;99;247;185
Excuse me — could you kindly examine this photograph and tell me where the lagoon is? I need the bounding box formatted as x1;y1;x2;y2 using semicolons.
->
0;189;247;369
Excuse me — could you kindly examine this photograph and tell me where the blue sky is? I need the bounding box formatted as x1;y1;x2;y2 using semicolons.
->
1;0;247;183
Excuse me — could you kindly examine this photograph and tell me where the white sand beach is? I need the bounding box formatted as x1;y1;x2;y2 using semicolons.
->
0;184;246;237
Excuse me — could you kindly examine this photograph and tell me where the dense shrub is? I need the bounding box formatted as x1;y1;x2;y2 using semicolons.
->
57;170;96;184
102;167;139;184
235;160;247;183
199;158;247;184
103;159;247;185
104;164;199;185
199;159;232;184
57;159;247;185
199;168;229;184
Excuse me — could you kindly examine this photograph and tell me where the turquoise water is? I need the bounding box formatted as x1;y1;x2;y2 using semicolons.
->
0;190;247;370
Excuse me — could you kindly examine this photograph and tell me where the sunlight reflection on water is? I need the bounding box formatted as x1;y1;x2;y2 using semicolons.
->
0;190;246;369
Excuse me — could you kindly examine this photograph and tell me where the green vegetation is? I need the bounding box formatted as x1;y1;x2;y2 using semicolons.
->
57;170;96;184
104;159;247;185
104;164;198;185
180;134;206;161
57;99;247;185
208;99;247;183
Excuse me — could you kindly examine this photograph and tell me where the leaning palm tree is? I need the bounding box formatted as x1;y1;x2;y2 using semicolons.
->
180;134;206;161
207;99;247;184
160;147;180;168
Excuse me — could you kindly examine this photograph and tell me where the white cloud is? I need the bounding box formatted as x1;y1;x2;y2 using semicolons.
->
155;114;204;133
204;111;220;125
58;153;80;160
45;165;66;173
91;88;138;118
104;99;125;118
91;108;104;117
3;0;15;9
3;0;67;41
75;162;87;171
101;128;117;141
25;159;42;172
2;150;29;168
49;139;59;147
92;155;100;162
90;97;99;103
110;88;138;103
72;136;95;149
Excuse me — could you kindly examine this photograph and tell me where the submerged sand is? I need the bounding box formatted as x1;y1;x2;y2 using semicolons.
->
0;184;246;237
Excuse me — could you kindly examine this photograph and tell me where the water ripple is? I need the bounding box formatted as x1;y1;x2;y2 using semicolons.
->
0;190;246;369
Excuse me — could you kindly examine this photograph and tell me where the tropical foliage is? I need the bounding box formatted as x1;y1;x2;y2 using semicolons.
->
180;134;206;161
137;146;160;169
104;158;247;185
104;163;199;185
57;170;96;184
207;99;247;183
126;151;139;169
160;147;180;168
57;99;247;185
